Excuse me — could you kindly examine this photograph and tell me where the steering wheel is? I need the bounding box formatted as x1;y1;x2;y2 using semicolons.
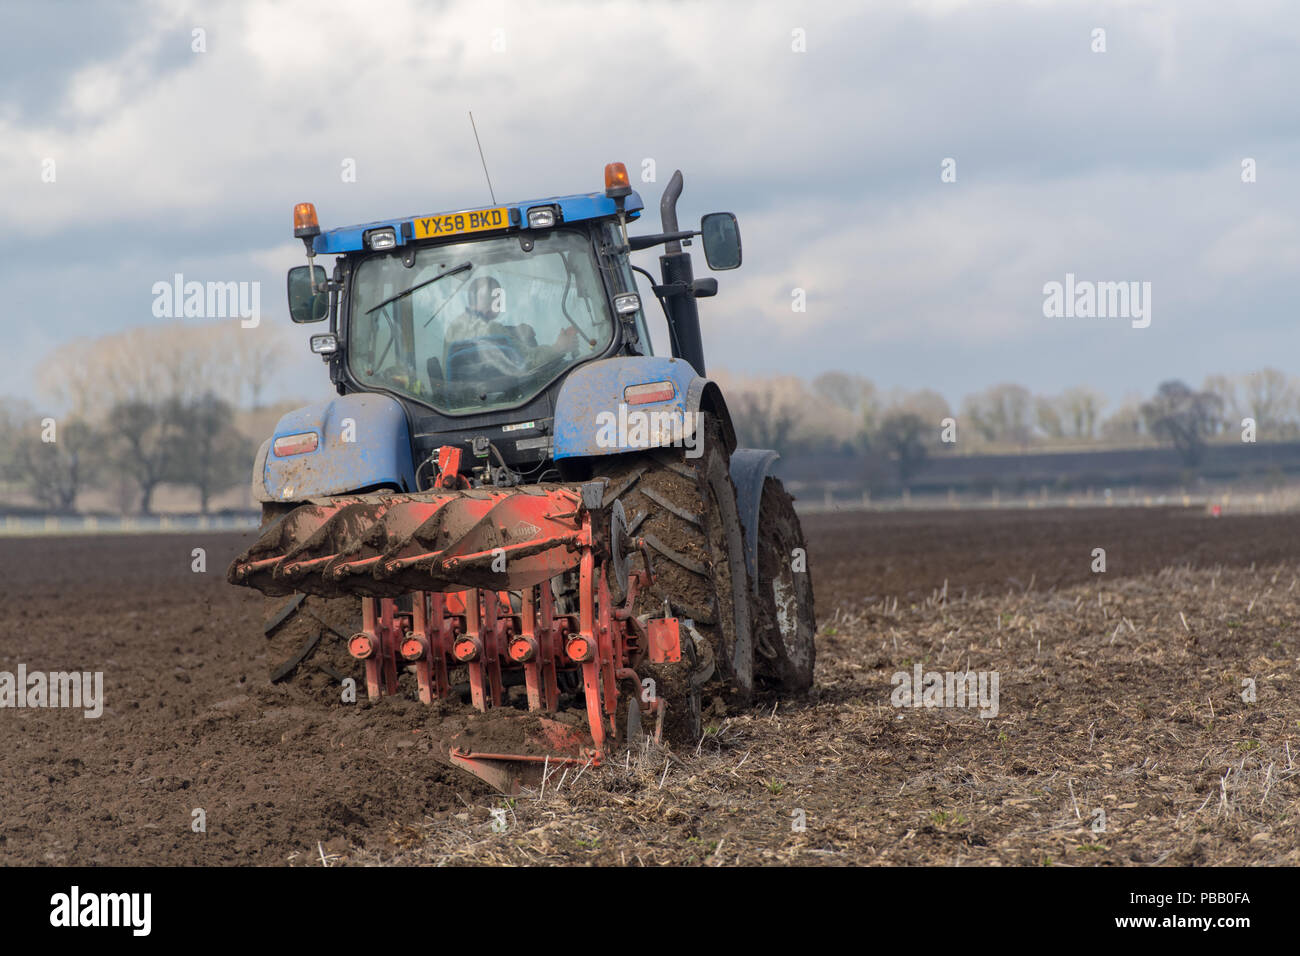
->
444;335;530;382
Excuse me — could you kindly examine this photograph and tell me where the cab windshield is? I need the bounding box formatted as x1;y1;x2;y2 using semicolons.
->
348;229;613;414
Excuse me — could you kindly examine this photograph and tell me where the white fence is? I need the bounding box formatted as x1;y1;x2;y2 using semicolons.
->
0;513;259;537
6;486;1297;536
792;486;1300;516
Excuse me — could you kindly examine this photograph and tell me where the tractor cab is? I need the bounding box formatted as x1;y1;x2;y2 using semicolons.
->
341;214;640;414
283;163;741;483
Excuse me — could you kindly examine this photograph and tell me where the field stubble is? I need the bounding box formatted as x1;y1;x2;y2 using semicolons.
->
0;507;1296;865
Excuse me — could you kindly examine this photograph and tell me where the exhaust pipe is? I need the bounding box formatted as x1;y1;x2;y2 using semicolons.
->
657;170;706;375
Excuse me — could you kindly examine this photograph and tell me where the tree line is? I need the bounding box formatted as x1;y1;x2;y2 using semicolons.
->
719;369;1299;488
0;323;285;514
3;326;1287;509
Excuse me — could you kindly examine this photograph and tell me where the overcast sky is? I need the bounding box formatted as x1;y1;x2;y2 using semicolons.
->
2;0;1297;413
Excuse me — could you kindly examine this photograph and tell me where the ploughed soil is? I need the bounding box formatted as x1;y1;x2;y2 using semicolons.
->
1;505;1298;865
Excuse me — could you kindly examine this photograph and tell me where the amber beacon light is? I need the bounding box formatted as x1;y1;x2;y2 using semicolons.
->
293;202;320;238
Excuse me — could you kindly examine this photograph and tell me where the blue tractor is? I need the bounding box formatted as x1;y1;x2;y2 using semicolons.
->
230;163;814;789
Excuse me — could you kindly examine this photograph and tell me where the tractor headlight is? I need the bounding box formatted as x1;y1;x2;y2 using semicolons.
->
527;206;557;229
613;293;640;315
365;227;397;250
310;333;338;355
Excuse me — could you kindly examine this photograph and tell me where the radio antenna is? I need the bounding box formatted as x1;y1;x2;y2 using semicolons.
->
468;111;497;206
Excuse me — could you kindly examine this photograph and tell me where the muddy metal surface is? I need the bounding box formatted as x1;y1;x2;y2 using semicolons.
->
1;507;1297;864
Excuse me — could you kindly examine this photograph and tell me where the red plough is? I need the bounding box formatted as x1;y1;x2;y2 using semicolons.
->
229;478;680;792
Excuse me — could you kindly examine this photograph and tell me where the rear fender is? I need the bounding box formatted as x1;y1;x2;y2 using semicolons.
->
729;448;781;594
553;356;736;460
256;393;416;502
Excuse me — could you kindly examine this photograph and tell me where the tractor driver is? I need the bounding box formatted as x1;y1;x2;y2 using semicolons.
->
442;275;578;379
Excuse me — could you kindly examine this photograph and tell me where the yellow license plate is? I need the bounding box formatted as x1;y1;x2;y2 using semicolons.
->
412;206;510;240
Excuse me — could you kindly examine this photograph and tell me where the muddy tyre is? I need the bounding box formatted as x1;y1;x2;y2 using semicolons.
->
752;477;816;691
594;417;754;741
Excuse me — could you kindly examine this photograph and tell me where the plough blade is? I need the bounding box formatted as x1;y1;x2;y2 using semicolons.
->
430;492;586;591
446;717;597;794
228;485;593;597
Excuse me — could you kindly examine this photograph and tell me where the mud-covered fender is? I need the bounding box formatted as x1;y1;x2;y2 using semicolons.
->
553;356;736;460
255;393;416;502
729;448;780;594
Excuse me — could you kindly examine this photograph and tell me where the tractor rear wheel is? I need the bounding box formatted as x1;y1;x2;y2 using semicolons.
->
593;416;754;743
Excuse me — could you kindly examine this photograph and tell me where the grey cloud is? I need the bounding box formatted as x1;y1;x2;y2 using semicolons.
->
3;0;1299;413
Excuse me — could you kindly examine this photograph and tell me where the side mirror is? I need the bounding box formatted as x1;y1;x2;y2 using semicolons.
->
700;212;742;270
287;265;328;323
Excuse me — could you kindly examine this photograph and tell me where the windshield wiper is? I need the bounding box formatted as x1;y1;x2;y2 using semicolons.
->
366;261;472;314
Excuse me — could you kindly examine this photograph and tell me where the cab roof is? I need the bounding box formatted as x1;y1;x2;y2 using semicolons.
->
312;189;644;255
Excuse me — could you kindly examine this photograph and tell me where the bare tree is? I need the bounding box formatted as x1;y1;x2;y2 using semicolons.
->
229;325;285;410
895;388;952;430
37;337;103;421
14;418;99;513
1035;395;1065;439
43;327;189;514
0;398;36;489
1100;393;1147;442
34;321;282;513
812;371;879;437
108;399;183;515
876;410;929;488
731;390;799;452
1201;374;1241;435
1059;386;1107;439
1241;368;1296;437
963;383;1033;447
171;393;255;512
1141;380;1223;468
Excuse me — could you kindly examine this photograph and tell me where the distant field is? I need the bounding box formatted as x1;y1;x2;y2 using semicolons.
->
779;440;1300;500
